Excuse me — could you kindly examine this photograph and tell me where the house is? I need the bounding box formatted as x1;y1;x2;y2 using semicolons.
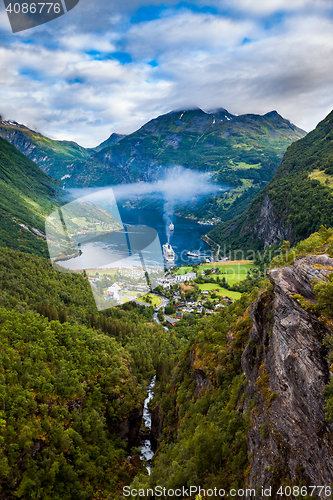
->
175;272;196;283
176;311;182;319
106;283;121;302
202;290;209;295
165;317;176;326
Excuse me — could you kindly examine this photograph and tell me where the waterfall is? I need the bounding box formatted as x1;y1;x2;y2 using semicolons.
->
140;375;156;474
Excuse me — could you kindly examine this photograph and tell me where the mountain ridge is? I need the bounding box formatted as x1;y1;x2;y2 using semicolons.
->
0;108;306;223
208;109;333;251
0;136;61;256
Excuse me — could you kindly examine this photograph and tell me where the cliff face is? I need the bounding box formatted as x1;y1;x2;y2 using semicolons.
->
252;195;293;249
116;408;143;448
242;255;333;496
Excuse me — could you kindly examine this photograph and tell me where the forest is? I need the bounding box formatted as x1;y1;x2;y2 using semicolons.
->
209;110;333;250
2;117;333;497
2;225;333;498
0;247;191;498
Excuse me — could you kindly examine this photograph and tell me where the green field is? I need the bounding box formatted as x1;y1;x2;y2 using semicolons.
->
175;262;255;286
308;169;333;188
175;266;193;275
200;263;253;283
138;293;162;307
197;283;241;300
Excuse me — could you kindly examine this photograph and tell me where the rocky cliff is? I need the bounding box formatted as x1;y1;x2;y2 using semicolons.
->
242;254;333;497
252;194;293;249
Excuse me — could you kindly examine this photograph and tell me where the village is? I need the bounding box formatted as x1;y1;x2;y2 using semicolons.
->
86;259;254;326
152;266;236;325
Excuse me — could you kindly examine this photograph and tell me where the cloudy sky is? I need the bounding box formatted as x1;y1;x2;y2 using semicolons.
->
1;0;333;146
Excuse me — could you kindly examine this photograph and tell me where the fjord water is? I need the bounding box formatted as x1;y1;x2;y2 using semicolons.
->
118;207;213;266
57;205;214;270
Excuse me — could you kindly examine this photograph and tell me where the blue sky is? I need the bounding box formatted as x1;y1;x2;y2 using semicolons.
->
1;0;333;146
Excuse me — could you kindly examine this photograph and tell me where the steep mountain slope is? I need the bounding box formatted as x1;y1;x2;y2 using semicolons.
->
243;255;333;493
0;136;60;256
209;110;333;251
241;229;333;494
0;119;93;180
0;119;126;181
93;132;126;152
0;111;305;222
132;228;333;496
71;108;305;191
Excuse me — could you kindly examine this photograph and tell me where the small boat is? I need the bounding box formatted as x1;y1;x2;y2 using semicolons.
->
169;223;174;231
187;251;200;258
163;243;175;262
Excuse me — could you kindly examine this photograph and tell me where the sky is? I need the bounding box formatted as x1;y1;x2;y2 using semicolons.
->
1;0;333;147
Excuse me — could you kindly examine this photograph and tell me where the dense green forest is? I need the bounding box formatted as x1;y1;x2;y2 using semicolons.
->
0;137;61;257
0;248;190;498
131;287;260;494
0;307;143;499
2;228;333;497
209;109;333;250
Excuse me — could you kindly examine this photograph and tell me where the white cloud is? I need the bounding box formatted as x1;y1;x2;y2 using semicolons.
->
126;12;256;58
205;0;330;15
1;3;333;145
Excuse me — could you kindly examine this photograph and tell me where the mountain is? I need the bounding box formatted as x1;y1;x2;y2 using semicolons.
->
0;120;125;182
93;132;126;152
0;118;96;180
0;136;61;256
70;108;305;189
208;109;333;252
0;110;306;222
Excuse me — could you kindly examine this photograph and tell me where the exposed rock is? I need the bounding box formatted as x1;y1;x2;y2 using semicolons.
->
189;350;212;396
242;255;333;498
150;404;163;452
28;440;41;457
130;454;142;468
253;194;293;248
66;397;85;413
116;408;143;448
193;368;211;396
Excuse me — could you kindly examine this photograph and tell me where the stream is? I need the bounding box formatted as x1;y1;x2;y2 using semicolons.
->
140;375;156;474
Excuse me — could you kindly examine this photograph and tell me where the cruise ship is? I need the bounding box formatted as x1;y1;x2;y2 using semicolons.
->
163;243;175;263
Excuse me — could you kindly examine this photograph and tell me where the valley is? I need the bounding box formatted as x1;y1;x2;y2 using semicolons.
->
2;108;333;499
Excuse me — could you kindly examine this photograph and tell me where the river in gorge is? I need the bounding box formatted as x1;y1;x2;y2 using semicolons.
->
139;375;156;474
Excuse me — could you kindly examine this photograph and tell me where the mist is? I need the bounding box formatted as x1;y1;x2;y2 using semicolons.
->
66;166;229;241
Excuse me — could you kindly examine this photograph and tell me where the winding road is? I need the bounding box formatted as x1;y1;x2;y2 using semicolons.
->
152;295;169;330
